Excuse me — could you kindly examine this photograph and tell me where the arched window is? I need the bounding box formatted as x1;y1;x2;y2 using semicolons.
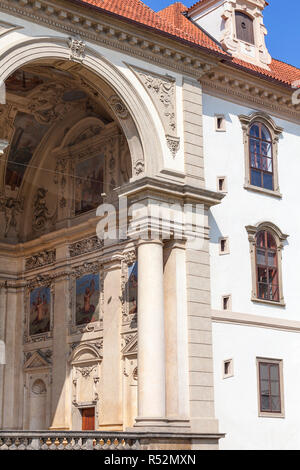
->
235;11;254;44
249;122;273;190
256;230;279;302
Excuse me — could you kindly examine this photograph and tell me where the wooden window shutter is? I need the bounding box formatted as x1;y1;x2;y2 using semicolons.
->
235;11;255;44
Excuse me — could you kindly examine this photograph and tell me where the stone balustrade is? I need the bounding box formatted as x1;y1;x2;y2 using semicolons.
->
0;431;141;450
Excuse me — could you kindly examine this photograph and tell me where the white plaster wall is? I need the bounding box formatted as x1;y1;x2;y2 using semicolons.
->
203;93;300;321
0;11;186;173
212;321;300;450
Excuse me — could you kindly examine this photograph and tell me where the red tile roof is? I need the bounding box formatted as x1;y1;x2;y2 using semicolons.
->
68;0;299;89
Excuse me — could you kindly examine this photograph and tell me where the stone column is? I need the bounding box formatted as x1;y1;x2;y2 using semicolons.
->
164;240;189;423
49;245;70;430
135;239;166;427
99;257;123;431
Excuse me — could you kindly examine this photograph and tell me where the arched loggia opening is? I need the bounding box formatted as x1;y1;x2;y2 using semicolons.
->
0;54;147;431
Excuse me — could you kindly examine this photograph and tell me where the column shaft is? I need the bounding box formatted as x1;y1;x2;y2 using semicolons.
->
136;239;166;425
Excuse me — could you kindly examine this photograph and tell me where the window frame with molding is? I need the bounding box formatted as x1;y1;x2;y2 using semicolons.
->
239;112;283;198
246;222;288;307
256;357;285;419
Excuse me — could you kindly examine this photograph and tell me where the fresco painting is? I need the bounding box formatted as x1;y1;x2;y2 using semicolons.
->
75;155;104;215
76;273;100;325
29;286;51;336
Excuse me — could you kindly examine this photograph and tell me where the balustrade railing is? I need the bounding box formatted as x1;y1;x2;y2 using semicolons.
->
0;431;141;450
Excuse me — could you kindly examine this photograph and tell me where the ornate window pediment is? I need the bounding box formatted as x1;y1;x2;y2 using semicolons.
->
246;222;288;306
239;112;283;197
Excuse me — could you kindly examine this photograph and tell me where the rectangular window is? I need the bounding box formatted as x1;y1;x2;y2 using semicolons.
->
219;237;229;255
257;359;284;417
217;176;227;193
222;295;231;311
215;115;226;132
223;359;234;379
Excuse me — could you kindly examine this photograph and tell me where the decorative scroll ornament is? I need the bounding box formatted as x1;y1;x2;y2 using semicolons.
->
25;249;56;271
166;135;180;158
69;236;104;258
108;95;129;119
32;187;56;233
134;159;144;176
68;37;86;62
132;67;177;133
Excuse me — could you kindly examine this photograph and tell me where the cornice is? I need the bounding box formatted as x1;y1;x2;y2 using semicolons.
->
0;0;217;79
201;65;300;123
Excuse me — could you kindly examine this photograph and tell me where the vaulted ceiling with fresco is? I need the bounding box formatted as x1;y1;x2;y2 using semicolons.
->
0;62;131;244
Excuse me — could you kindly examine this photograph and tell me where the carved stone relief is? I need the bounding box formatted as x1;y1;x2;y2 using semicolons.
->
0;196;23;238
130;66;180;157
69;236;104;258
121;249;137;326
25;249;56;271
32;187;56;233
68;37;86;62
108;95;129;120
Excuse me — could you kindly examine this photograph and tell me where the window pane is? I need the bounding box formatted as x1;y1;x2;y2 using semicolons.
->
258;267;268;282
267;233;276;249
250;124;260;138
256;231;265;248
263;172;273;190
260;363;269;380
251;169;262;187
267;252;276;267
271;381;279;396
261;379;270;395
258;282;269;299
270;365;279;381
271;396;281;412
261;396;270;411
261;141;272;157
257;248;266;265
261;125;271;141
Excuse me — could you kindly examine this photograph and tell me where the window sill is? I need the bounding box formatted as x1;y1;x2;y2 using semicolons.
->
258;412;285;419
244;184;282;199
251;297;286;308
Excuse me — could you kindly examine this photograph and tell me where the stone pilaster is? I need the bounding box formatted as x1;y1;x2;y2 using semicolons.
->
163;240;189;425
183;77;204;188
2;285;24;429
99;256;123;431
49;245;70;430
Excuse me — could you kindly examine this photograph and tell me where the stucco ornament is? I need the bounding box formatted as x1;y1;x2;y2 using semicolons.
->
0;196;23;238
108;95;129;119
69;236;104;258
131;66;180;157
68;37;86;62
32;187;56;232
25;249;56;271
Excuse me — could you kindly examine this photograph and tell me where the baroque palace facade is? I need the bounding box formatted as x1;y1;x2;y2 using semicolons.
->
0;0;299;451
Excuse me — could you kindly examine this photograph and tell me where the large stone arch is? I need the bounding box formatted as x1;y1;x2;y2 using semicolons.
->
0;36;164;177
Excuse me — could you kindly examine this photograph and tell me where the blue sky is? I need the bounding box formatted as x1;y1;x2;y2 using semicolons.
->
147;0;300;68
